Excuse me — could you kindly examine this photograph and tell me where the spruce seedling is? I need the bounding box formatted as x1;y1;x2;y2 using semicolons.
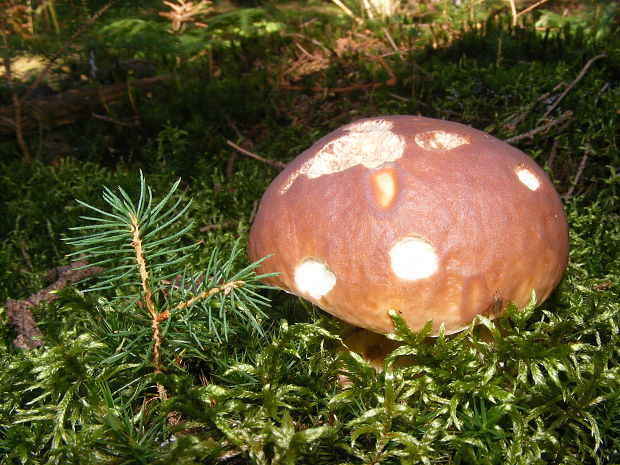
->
65;172;273;400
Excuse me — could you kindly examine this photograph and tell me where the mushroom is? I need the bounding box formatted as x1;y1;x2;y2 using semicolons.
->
248;116;569;359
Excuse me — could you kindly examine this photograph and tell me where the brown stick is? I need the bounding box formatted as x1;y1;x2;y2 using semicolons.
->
4;259;104;349
0;74;172;135
374;53;397;86
226;140;286;170
515;0;550;21
542;54;607;119
504;110;573;144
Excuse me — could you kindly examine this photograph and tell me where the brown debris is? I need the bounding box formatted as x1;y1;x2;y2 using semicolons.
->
278;31;395;94
4;259;104;349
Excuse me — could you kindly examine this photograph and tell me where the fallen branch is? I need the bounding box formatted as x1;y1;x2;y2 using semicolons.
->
542;54;607;119
504;110;573;144
0;74;172;135
226;140;286;170
4;259;104;349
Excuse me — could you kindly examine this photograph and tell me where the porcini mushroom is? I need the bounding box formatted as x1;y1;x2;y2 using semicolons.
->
248;116;568;350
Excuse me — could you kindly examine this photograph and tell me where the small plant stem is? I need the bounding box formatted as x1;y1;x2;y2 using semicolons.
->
129;212;167;400
173;280;244;312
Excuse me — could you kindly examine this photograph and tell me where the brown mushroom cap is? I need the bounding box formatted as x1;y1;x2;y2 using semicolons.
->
248;116;569;335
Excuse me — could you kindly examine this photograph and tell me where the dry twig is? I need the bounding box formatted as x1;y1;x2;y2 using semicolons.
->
382;27;399;54
542;54;607;119
500;81;565;131
504;110;573;144
226;140;285;170
508;0;550;26
4;259;104;349
331;0;363;24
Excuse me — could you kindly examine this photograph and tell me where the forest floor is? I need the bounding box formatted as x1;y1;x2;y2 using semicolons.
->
1;1;619;463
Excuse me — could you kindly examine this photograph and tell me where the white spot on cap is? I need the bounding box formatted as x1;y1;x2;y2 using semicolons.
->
516;165;540;191
294;259;336;299
414;130;470;151
280;119;405;193
389;237;439;281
